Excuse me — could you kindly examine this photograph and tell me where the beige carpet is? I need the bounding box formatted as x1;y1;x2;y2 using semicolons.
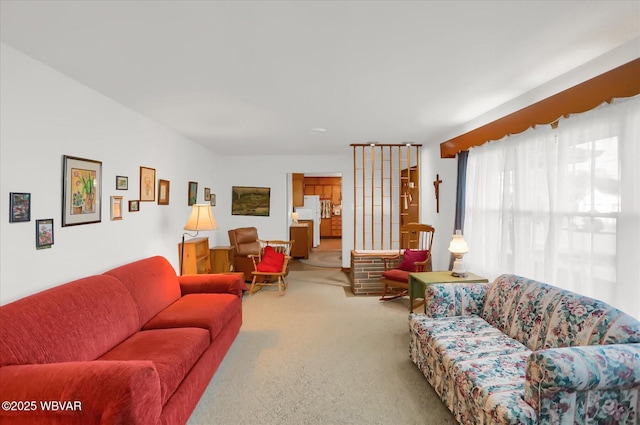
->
299;249;342;268
186;270;456;425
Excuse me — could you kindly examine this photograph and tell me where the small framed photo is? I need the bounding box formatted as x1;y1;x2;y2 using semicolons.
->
139;166;156;202
10;192;31;223
158;179;170;205
188;181;198;206
210;194;216;206
111;196;123;220
36;218;54;248
116;176;128;190
129;200;140;212
204;187;211;201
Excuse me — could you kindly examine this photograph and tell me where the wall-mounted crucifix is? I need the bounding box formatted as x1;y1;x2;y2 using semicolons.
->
433;174;442;213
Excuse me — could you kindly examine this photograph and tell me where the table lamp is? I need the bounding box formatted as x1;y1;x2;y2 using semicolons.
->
181;204;218;275
448;230;469;277
292;212;299;224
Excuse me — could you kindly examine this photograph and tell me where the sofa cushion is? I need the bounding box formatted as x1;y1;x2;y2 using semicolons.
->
99;328;209;406
0;275;139;366
105;256;182;328
397;249;428;272
453;351;536;425
142;293;241;341
381;269;410;283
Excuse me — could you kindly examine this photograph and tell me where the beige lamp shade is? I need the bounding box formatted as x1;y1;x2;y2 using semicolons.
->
292;212;299;223
184;204;218;231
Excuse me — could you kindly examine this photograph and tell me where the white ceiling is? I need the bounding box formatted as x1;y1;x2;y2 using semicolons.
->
1;1;639;156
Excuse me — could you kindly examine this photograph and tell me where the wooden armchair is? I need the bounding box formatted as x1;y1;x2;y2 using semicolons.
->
380;223;434;304
249;239;294;296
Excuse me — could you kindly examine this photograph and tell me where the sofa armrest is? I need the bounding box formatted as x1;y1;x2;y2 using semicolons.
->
179;274;248;298
423;282;490;318
525;344;640;423
0;360;162;425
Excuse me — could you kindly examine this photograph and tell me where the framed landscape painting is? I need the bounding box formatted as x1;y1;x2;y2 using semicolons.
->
232;186;270;216
62;155;102;227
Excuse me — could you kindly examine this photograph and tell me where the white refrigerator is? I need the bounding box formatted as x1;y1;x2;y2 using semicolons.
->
295;195;321;247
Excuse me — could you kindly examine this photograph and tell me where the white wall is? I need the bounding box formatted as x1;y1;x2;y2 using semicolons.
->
0;44;223;304
212;153;354;267
0;44;363;304
420;145;457;271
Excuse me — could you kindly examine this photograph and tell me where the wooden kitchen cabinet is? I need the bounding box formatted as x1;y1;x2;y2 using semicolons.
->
292;173;304;207
331;215;342;237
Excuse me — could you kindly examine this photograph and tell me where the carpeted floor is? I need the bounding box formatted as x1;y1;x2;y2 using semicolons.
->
299;249;342;268
186;270;456;425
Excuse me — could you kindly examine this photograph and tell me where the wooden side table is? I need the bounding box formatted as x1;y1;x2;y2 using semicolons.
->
209;246;235;273
408;271;489;313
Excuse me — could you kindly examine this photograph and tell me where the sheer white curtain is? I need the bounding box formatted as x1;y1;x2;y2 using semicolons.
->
464;95;640;319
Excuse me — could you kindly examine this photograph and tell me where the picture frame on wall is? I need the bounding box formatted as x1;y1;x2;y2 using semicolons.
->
116;176;128;190
232;186;270;216
139;166;156;202
158;179;170;205
188;181;198;206
111;196;123;220
9;192;31;223
62;155;102;227
204;187;211;201
36;218;54;249
129;200;140;212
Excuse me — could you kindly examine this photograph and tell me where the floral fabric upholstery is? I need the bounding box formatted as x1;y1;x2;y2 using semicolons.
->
408;274;640;425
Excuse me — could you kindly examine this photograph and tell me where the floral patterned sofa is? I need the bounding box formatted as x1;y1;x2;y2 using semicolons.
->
409;274;640;425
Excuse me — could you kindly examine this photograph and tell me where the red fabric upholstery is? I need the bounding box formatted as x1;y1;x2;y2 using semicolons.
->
256;246;285;272
179;273;248;298
382;269;410;283
397;249;429;272
143;294;241;341
104;256;182;328
100;328;209;406
0;275;139;367
0;255;245;425
0;360;162;425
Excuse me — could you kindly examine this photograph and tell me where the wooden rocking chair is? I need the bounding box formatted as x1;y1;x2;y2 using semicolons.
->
249;239;294;296
380;223;434;306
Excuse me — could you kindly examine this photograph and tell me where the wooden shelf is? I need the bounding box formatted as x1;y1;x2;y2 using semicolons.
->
178;237;211;275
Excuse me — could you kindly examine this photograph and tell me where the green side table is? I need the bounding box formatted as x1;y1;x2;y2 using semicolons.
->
408;271;489;314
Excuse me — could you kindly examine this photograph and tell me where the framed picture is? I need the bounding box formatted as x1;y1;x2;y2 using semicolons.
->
139;166;156;202
204;187;211;201
36;218;54;248
111;196;123;220
62;155;102;227
188;181;198;206
158;179;170;205
232;186;270;216
210;194;216;206
116;176;128;190
9;192;31;223
129;200;140;212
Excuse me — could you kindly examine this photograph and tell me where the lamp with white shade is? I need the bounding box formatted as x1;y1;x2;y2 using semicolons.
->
448;230;469;277
180;204;218;275
291;212;299;224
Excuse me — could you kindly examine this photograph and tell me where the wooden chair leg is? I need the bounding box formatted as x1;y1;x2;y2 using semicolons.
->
250;276;259;295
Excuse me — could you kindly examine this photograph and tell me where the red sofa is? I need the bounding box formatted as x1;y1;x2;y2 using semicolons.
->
0;256;247;425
